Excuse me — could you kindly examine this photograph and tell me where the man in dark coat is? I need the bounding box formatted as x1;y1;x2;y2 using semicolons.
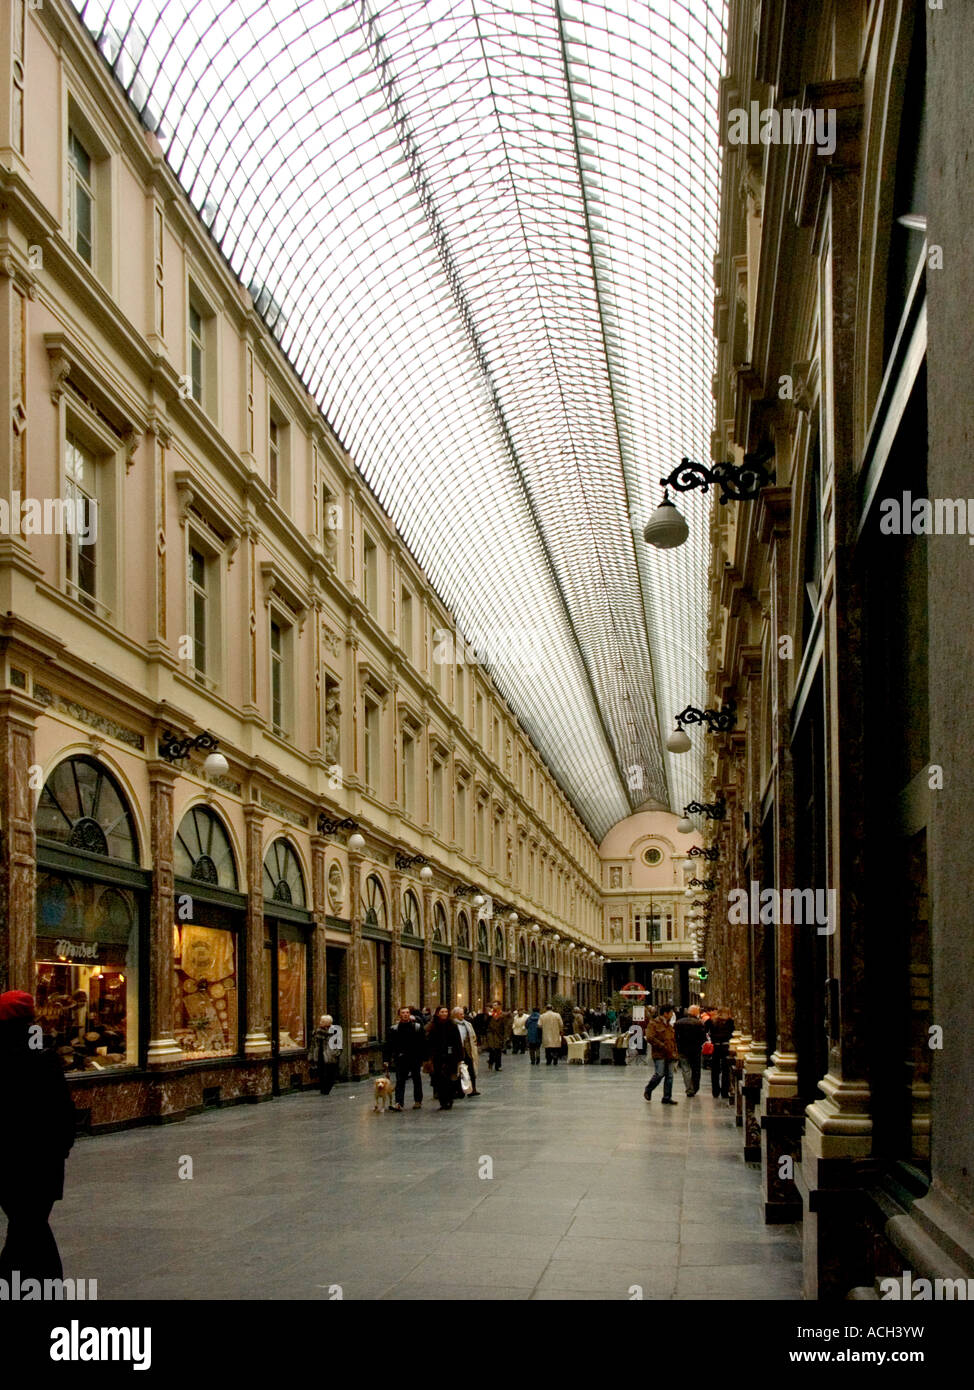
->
674;1004;706;1096
484;1004;511;1072
383;1006;427;1110
425;1007;464;1110
707;1008;735;1099
0;991;76;1281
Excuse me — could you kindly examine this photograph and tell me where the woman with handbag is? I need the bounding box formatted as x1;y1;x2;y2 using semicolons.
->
451;1007;481;1097
310;1014;343;1095
424;1006;463;1110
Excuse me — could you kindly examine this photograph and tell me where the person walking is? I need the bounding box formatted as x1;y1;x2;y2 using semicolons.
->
674;1004;706;1096
485;1003;511;1072
311;1014;343;1095
452;1007;481;1097
425;1006;463;1110
525;1006;542;1065
606;1004;618;1031
383;1006;426;1110
707;1008;735;1099
0;991;76;1282
511;1009;528;1054
540;1004;564;1065
644;1004;679;1105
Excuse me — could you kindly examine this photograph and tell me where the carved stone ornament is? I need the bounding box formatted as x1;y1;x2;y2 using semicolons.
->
48;349;72;405
327;861;345;914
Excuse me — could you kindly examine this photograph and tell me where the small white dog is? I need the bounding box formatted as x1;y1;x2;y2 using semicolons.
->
373;1074;395;1112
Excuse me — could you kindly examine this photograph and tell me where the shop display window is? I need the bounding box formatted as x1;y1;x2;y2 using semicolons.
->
35;872;138;1072
358;937;378;1038
173;922;238;1057
276;927;307;1050
401;946;421;1010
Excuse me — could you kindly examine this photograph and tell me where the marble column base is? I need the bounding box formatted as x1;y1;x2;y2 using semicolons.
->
243;1031;273;1057
742;1039;767;1163
796;1074;874;1299
732;1032;751;1127
759;1052;803;1223
146;1035;185;1065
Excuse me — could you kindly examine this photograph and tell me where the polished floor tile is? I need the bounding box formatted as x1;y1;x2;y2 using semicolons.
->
50;1056;802;1300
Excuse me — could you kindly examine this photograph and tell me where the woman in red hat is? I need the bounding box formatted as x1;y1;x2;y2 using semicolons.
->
0;990;77;1281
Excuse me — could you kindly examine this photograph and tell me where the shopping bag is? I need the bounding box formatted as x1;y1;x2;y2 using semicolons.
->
459;1061;473;1095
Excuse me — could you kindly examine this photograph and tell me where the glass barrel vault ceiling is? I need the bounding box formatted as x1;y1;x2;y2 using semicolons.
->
72;0;726;844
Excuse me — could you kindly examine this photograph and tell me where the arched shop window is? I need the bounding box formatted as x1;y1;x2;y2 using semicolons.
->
433;901;448;944
456;911;470;948
262;838;310;1054
517;935;527;965
365;874;387;929
494;927;504;958
172;805;243;1059
174;805;238;888
35;757;143;1074
35;755;138;861
402;888;422;938
529;938;538;967
478;920;489;954
262;838;306;907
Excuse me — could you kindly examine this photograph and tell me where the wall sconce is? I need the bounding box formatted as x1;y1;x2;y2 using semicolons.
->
666;701;737;752
661;443;775;505
688;845;720;862
318;813;359;836
396;851;428;872
159;730;228;777
688;878;715;890
683;794;727;822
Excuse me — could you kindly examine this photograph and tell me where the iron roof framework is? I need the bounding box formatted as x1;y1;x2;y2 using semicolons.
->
72;0;725;843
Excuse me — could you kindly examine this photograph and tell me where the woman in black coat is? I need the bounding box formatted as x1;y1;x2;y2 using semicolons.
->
0;991;76;1281
425;1006;463;1110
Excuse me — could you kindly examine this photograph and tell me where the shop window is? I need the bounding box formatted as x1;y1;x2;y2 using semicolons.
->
276;925;307;1051
356;936;387;1040
401;946;421;1009
457;911;470;948
401;888;422;938
174;805;238;888
364;873;387;930
262;837;306;907
36;756;138;861
35;873;138;1073
173;922;238;1057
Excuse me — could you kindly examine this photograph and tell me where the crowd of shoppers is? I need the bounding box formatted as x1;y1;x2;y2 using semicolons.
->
307;997;735;1113
643;1003;735;1106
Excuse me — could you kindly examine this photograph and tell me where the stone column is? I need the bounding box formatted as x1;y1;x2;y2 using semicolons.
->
449;907;459;1010
310;832;328;1031
757;488;803;1220
795;80;873;1300
742;653;767;1161
146;758;183;1063
242;802;271;1056
390;868;403;1009
0;692;39;993
347;848;368;1076
422;883;435;1007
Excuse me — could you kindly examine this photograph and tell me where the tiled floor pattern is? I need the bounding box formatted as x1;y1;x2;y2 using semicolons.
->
53;1058;803;1300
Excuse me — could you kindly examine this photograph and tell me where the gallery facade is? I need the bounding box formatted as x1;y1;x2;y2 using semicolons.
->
695;0;974;1301
0;0;611;1130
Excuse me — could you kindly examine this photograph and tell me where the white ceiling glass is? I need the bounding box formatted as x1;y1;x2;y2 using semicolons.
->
72;0;725;841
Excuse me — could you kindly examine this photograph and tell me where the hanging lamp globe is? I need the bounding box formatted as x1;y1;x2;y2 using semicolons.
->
203;750;229;776
666;726;692;754
419;864;433;882
677;816;695;834
643;490;689;549
348;832;366;852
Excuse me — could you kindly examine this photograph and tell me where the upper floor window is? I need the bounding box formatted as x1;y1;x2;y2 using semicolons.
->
364;697;380;790
64;433;97;612
189;546;208;679
188;300;204;405
270;614;294;739
268;403;290;508
68;129;94;266
401;728;415;815
363;533;378;615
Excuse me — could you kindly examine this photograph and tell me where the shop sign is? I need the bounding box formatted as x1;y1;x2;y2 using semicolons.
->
55;939;100;960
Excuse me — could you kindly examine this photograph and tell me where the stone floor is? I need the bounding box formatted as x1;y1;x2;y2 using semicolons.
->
54;1056;803;1300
